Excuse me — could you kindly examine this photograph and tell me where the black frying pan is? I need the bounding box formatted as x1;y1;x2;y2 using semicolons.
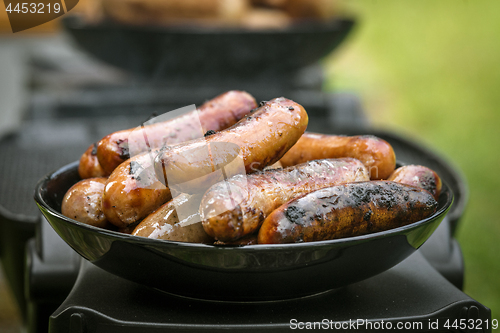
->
61;15;355;81
34;161;453;301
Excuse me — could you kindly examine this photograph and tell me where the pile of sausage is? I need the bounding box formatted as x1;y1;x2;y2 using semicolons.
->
101;0;337;30
62;90;442;245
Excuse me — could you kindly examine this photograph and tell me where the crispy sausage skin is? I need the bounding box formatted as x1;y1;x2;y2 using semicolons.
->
132;193;213;243
105;97;307;227
279;133;396;180
96;90;257;175
61;177;110;228
200;158;370;242
387;165;442;200
154;97;308;191
258;181;438;244
78;143;107;179
102;152;170;227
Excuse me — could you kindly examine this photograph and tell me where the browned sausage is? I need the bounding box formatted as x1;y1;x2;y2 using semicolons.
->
96;90;257;175
279;133;396;180
283;0;336;19
387;165;442;200
200;158;370;242
78;143;108;179
61;177;110;228
102;152;171;227
104;97;308;227
102;0;248;26
154;97;308;192
132;193;214;243
258;181;438;244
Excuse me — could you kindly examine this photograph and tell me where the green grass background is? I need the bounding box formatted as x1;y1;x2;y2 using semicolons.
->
324;0;500;319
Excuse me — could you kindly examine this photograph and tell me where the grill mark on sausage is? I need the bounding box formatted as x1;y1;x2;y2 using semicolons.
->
258;181;438;244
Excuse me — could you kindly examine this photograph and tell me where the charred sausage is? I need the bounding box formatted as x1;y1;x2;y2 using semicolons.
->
61;177;110;228
132;193;213;243
258;181;438;244
104;97;308;227
387;165;442;200
154;97;308;192
102;152;170;227
96;90;257;175
102;0;248;26
78;143;107;179
279;133;396;180
200;158;370;242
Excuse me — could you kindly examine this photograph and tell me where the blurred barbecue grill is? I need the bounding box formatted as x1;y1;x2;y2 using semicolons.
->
0;9;487;333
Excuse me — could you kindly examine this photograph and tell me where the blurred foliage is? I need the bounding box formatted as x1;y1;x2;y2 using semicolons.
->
0;272;21;332
325;0;500;318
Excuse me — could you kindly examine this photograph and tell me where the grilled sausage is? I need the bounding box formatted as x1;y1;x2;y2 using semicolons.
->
279;133;396;180
104;97;308;227
154;97;308;192
200;158;370;242
283;0;336;19
96;90;257;175
102;0;248;26
132;193;213;243
78;143;107;179
258;181;438;244
61;177;110;228
387;165;442;200
102;152;170;227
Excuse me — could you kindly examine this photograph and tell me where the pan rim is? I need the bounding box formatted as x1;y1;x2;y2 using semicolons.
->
62;14;356;35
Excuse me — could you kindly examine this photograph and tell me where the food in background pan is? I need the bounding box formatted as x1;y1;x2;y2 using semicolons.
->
101;0;249;27
98;0;338;29
251;0;336;19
